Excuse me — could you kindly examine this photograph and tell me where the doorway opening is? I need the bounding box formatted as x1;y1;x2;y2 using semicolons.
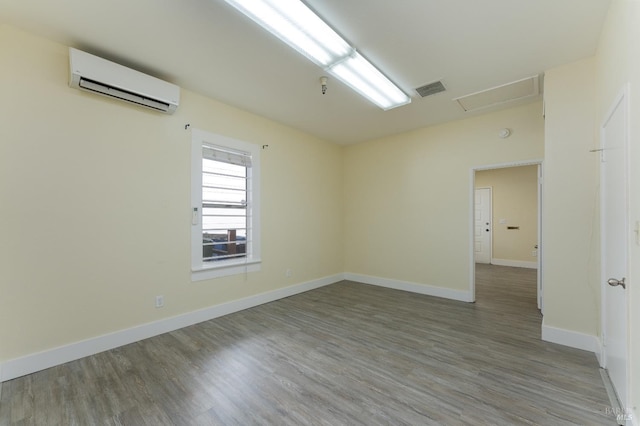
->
470;161;543;313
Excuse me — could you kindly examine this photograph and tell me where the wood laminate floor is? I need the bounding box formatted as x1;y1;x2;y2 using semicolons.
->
1;265;615;425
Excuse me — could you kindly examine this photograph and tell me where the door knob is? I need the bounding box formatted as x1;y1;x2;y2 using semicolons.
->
607;277;626;289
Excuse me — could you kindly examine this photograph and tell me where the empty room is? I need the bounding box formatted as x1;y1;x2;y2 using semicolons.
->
1;0;639;424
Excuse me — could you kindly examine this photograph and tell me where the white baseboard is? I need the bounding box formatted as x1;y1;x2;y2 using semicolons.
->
541;322;601;354
0;274;343;382
491;258;538;269
6;274;602;384
344;273;474;302
593;338;603;367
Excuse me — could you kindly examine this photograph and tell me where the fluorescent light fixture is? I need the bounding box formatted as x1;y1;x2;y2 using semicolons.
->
224;0;351;67
224;0;411;110
328;52;411;110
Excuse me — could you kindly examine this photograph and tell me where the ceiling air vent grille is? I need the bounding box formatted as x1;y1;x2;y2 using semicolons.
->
415;80;446;98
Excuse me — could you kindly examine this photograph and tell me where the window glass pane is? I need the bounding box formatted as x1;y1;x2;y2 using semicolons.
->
202;187;246;205
206;230;247;240
203;207;247;217
203;158;246;177
202;230;247;262
201;155;248;262
202;215;246;230
203;172;246;191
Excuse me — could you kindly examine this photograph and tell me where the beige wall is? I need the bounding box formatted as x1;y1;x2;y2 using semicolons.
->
596;0;640;419
344;103;544;292
544;0;640;414
0;25;344;362
542;57;599;337
475;165;538;264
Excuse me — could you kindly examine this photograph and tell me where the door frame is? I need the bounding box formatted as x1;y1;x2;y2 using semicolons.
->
474;187;493;264
469;160;544;305
599;85;630;419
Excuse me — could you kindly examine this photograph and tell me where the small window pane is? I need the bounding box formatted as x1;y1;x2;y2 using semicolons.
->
203;173;246;191
202;187;246;205
203;159;246;177
202;215;246;230
203;207;247;217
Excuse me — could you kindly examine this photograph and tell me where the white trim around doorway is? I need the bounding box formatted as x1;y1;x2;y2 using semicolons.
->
469;159;544;303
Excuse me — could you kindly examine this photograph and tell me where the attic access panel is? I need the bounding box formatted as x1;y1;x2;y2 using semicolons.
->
454;75;541;112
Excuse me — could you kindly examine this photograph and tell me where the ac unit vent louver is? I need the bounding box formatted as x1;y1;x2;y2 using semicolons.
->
415;80;446;98
69;48;180;114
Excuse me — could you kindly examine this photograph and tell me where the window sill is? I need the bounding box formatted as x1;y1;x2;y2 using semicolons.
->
191;259;261;282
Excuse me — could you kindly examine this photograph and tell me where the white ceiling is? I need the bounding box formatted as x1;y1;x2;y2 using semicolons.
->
0;0;611;144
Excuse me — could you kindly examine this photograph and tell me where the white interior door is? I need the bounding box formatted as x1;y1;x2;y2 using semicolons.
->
601;89;629;419
474;188;492;264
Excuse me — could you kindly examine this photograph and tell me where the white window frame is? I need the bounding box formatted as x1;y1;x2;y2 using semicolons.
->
191;128;261;281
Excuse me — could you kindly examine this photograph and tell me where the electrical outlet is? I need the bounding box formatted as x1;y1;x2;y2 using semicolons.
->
285;269;292;277
155;295;164;308
532;250;538;257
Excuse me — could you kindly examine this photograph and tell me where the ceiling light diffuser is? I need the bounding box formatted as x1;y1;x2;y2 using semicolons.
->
224;0;352;67
224;0;411;110
328;52;411;110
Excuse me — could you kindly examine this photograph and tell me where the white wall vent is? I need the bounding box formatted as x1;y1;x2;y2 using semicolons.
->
69;48;180;114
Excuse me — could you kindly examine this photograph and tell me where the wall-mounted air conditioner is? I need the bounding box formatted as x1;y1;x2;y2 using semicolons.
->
69;48;180;114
